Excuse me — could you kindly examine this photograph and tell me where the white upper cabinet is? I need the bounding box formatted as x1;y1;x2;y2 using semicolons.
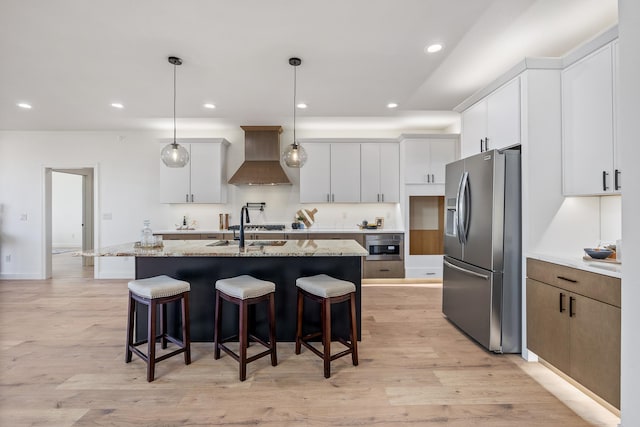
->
361;143;399;202
403;137;458;184
300;142;361;203
562;43;619;195
461;77;521;158
159;140;229;203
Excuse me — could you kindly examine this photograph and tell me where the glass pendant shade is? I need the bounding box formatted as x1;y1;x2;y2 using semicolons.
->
161;141;190;167
282;142;307;168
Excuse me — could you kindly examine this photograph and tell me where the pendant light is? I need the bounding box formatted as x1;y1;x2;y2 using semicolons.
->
161;56;190;168
282;57;307;168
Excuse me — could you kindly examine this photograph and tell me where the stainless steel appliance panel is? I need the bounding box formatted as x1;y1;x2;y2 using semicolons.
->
463;151;505;271
444;159;464;261
442;256;502;352
364;234;403;261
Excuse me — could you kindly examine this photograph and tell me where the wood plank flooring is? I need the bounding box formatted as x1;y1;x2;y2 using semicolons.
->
0;253;620;426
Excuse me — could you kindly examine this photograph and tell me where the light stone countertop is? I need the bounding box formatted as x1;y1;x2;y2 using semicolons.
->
154;228;404;234
82;239;369;258
527;252;622;279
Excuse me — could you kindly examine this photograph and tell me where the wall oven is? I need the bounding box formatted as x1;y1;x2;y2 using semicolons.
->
364;234;404;261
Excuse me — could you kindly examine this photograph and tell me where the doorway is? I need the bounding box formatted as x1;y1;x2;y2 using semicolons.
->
43;167;95;279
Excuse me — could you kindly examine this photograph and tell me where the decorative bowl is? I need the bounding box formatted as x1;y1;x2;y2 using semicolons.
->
584;248;613;259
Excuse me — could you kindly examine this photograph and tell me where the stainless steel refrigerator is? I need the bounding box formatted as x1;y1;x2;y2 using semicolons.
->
442;148;521;353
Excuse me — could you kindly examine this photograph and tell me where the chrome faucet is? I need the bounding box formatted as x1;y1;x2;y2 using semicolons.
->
239;205;251;251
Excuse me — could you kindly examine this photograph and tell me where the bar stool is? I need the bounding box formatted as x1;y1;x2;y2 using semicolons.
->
125;275;191;382
214;275;277;381
295;274;359;378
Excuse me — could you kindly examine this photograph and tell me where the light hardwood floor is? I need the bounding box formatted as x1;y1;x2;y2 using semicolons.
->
0;253;620;426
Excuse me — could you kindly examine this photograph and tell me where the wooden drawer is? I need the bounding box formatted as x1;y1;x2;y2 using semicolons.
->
527;258;620;307
308;233;364;246
363;260;404;279
201;233;233;240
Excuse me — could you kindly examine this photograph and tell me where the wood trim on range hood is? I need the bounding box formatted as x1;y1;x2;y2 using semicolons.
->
228;126;292;185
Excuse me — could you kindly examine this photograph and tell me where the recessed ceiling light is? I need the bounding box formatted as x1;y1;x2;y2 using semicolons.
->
203;103;216;109
111;103;124;109
17;103;32;109
425;44;443;54
387;103;398;109
296;103;307;109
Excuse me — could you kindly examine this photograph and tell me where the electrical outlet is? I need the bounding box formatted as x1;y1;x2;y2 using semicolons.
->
103;213;112;220
20;213;28;221
5;254;11;262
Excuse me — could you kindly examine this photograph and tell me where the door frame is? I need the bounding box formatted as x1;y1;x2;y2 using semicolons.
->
42;164;100;278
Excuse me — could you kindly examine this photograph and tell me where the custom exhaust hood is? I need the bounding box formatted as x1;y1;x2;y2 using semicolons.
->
228;126;291;185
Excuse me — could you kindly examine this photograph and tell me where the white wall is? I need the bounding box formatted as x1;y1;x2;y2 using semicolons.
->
52;172;82;248
618;0;639;425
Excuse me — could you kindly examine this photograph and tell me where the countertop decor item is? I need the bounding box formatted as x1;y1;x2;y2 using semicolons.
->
296;208;317;228
160;56;190;168
282;57;307;168
584;247;614;259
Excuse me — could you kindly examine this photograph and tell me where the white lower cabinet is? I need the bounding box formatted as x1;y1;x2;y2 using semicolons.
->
159;139;229;204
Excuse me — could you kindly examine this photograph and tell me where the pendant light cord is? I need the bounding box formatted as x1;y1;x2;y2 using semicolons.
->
293;63;297;147
173;61;177;143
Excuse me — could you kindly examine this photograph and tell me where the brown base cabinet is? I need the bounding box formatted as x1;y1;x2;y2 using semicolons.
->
526;258;620;408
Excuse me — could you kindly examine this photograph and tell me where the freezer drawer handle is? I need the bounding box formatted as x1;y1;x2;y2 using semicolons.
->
444;260;489;280
557;276;577;283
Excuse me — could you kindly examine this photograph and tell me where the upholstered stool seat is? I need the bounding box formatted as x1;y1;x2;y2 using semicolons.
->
125;275;191;382
295;274;358;378
214;275;277;381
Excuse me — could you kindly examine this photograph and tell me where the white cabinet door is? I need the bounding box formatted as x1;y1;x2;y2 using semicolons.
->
562;44;614;195
300;143;331;203
360;143;381;203
361;143;399;203
428;139;457;184
461;76;520;158
159;141;228;203
461;100;487;158
404;138;457;184
487;77;521;151
379;143;399;202
190;143;227;203
331;143;361;202
159;145;191;203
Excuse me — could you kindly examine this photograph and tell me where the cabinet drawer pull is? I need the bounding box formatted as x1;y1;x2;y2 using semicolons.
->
559;292;566;313
379;269;390;272
615;169;621;190
557;276;577;283
602;170;609;191
569;296;576;317
480;139;484;152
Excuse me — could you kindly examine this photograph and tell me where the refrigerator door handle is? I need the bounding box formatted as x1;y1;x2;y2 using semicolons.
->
455;172;466;244
444;259;490;280
458;171;470;244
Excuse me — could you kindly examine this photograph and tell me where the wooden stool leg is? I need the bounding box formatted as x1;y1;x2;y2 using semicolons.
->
160;302;168;349
147;299;157;382
125;292;134;363
239;300;248;381
182;292;191;365
322;298;332;379
295;290;304;355
268;293;277;366
349;293;359;366
213;290;221;360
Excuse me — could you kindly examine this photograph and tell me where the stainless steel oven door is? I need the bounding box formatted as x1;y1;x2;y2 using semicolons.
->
365;234;404;261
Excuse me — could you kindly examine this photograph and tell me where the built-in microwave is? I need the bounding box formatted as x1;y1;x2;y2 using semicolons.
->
364;234;404;261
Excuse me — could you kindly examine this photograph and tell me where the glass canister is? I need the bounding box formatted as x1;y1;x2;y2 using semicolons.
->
141;220;153;247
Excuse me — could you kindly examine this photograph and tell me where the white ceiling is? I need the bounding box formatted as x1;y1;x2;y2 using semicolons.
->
0;0;617;133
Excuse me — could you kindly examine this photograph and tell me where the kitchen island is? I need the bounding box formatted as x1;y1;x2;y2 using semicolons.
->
88;239;368;342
